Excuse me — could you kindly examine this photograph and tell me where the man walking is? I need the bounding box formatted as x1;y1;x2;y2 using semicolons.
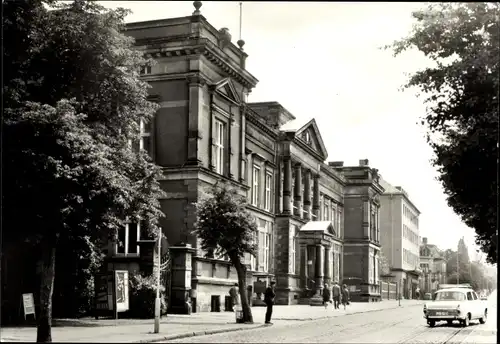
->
332;281;341;309
322;283;331;309
264;281;276;324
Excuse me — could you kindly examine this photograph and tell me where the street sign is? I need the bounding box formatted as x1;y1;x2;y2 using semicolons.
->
115;270;130;313
22;293;36;320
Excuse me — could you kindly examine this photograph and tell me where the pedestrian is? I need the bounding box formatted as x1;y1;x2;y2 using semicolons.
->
341;284;350;310
332;281;341;309
322;283;331;309
415;288;420;300
264;281;276;325
229;283;239;311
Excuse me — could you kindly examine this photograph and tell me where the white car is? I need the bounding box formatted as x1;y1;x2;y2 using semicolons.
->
423;287;488;327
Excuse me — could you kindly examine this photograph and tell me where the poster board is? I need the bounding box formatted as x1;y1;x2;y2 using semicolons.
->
115;270;129;313
94;271;112;312
22;293;36;320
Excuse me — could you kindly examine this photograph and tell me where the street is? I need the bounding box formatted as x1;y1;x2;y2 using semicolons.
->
167;298;497;343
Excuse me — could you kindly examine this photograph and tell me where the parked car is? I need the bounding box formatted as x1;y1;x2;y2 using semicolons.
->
423;286;488;327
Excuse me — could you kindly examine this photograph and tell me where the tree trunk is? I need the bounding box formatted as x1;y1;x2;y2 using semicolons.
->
230;255;253;323
36;243;57;343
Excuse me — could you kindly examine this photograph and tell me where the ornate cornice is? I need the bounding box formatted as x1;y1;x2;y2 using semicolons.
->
320;163;346;185
293;138;325;162
139;39;258;90
246;107;279;139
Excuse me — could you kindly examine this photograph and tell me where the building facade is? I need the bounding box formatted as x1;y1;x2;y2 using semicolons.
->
378;178;422;299
101;4;385;313
419;237;447;295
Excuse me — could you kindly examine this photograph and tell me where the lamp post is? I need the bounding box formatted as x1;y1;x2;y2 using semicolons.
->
154;227;162;334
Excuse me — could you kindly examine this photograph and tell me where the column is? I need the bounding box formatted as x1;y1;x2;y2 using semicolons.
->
314;244;324;296
282;157;292;214
312;174;320;221
324;246;332;285
303;169;311;220
363;198;370;238
293;163;302;217
300;244;308;288
376;207;380;243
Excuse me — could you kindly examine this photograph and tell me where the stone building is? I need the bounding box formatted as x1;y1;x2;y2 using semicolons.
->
100;3;386;313
378;178;422;299
419;237;447;294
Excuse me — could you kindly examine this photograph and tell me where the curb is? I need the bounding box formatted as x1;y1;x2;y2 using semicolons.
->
274;303;422;321
139;324;269;343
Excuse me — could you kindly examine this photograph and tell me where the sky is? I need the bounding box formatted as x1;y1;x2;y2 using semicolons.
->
98;1;485;262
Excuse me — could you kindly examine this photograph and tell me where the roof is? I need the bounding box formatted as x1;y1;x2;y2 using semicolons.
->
279;117;313;132
300;221;335;233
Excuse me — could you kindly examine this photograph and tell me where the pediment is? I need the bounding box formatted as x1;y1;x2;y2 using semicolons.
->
296;119;328;160
213;78;241;105
299;221;336;236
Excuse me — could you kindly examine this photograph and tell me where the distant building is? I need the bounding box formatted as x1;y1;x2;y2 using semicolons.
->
419;237;447;294
378;178;422;299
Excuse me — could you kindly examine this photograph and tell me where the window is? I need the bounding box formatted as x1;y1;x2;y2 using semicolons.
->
337;209;342;238
323;198;329;221
249;232;257;270
466;292;473;301
252;165;260;206
304;131;311;143
331;206;337;230
264;172;272;211
290;226;297;274
140;65;152;75
240;159;247;181
258;220;271;272
140;119;152;157
116;222;140;256
214;120;225;174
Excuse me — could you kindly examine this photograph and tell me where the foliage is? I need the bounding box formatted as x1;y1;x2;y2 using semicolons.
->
53;237;105;318
388;3;499;263
193;182;258;322
128;273;167;319
193;183;258;260
3;0;165;340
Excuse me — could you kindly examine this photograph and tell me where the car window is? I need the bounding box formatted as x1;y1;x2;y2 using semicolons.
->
472;292;478;300
434;291;466;301
467;292;473;300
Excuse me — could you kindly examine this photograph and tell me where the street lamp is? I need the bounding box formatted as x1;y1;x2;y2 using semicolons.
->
154;227;162;334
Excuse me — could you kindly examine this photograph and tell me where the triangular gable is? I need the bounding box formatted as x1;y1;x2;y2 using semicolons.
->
299;221;336;237
295;119;328;160
214;78;241;105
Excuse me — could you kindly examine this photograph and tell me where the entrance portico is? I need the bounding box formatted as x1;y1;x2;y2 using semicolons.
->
298;221;343;306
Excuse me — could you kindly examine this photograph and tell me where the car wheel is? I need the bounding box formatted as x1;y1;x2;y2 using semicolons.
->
447;320;453;326
462;315;470;327
479;310;487;324
428;320;435;327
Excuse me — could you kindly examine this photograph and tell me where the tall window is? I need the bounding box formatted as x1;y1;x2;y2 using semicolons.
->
252;165;260;206
290;226;297;274
323;198;329;221
140;119;152;157
214;120;225;175
258;221;271;272
264;172;272;211
249;231;257;270
338;209;342;238
116;222;140;256
331;206;337;231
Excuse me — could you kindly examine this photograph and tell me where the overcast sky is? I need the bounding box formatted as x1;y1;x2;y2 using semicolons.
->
99;1;484;261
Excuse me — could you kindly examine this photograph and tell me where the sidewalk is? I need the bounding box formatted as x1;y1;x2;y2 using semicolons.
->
0;300;422;343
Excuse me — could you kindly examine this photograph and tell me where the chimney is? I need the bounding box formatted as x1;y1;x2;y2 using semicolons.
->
422;237;428;245
359;159;369;167
329;161;344;167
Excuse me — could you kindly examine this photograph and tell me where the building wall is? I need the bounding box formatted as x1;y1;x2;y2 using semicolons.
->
379;195;403;269
401;200;420;272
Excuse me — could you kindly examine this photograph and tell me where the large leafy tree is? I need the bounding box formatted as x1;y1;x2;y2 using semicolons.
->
193;182;258;323
389;3;499;263
3;0;164;341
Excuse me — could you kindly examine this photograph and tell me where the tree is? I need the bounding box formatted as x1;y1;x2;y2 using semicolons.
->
388;3;499;263
3;0;164;341
193;182;258;323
